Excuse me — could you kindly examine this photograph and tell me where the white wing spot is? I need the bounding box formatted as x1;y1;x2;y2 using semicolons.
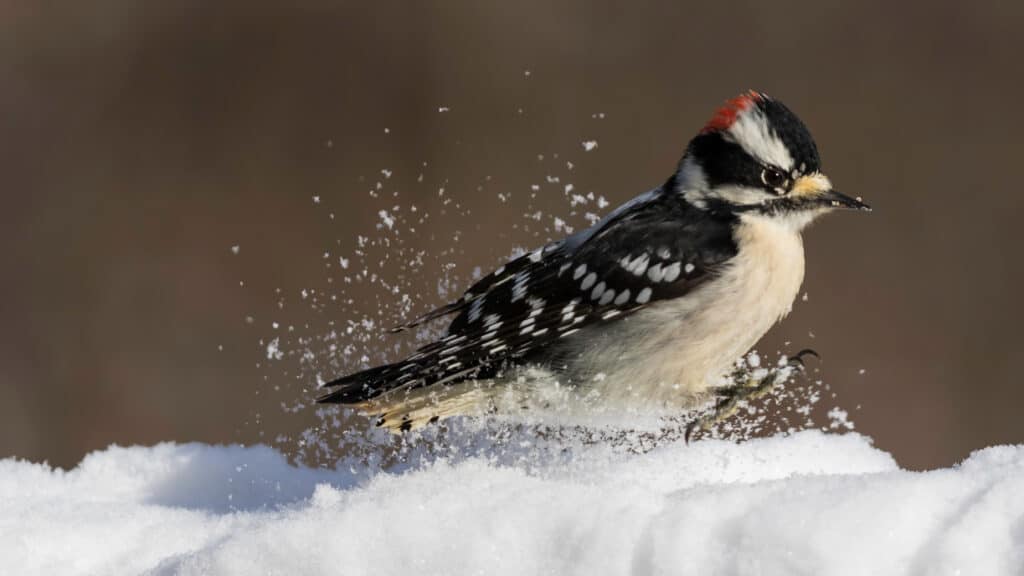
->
647;263;665;282
630;254;649;276
684;263;695;274
573;264;587;280
532;327;549;336
512;272;530;302
602;310;621;319
580;272;597;291
598;288;615;305
468;298;484;322
590;281;606;300
662;262;681;283
657;247;671;259
558;262;571;276
614;289;630;305
636;287;652;304
528;248;543;263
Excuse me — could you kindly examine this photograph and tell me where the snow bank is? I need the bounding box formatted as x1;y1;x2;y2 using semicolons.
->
1;431;1022;575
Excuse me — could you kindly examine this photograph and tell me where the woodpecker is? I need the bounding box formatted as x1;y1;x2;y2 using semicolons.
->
317;91;870;432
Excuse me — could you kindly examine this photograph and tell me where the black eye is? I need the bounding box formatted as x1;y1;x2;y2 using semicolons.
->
760;167;788;192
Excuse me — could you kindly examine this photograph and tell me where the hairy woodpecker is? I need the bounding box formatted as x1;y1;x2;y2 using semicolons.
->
317;91;870;431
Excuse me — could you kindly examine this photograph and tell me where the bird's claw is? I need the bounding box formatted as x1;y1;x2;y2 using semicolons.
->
685;349;818;443
685;399;742;443
788;348;820;370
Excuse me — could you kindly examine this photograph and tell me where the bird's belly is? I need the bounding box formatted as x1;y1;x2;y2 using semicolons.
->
571;218;805;411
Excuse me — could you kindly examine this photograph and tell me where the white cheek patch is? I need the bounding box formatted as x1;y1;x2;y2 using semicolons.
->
727;108;794;172
679;155;771;207
709;184;772;207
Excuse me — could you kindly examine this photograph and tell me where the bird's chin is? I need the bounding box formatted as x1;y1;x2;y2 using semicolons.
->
768;207;824;231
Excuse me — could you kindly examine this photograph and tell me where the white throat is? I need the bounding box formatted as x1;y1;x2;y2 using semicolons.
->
743;208;826;233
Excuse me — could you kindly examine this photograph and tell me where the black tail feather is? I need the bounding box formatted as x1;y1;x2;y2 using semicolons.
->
316;363;402;404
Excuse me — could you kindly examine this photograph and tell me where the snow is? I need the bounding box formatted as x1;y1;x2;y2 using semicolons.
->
377;210;395;229
2;431;1023;576
265;337;283;361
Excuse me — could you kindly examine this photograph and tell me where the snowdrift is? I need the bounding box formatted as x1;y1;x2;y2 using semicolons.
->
2;430;1022;575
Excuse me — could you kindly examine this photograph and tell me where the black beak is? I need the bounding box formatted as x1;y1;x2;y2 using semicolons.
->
820;189;871;212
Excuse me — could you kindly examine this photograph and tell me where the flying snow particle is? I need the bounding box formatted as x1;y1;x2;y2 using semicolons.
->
828;407;856;430
266;338;283;361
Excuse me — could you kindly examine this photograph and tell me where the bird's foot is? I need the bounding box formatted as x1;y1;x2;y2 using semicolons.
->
685;349;818;443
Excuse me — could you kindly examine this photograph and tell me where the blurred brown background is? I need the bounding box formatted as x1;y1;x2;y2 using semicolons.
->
2;0;1022;471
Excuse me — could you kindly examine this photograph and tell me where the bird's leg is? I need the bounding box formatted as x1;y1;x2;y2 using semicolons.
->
685;349;818;443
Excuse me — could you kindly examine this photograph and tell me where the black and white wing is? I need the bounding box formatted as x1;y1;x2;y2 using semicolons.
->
316;191;738;405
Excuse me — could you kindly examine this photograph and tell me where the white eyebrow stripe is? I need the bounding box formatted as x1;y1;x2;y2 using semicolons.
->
726;108;793;171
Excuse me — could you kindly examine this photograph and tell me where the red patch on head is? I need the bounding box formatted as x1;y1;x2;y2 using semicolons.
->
701;90;765;134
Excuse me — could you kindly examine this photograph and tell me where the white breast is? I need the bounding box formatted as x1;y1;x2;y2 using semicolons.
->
577;214;806;411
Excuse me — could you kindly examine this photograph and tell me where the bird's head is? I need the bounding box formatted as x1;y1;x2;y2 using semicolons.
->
676;90;870;229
